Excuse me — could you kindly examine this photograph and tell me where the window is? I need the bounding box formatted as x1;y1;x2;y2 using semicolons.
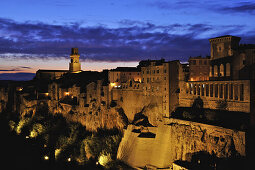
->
190;84;193;94
226;63;230;76
234;84;238;100
206;84;209;96
157;70;159;73
199;60;202;65
230;84;233;99
194;84;196;95
197;84;200;95
147;78;150;83
219;84;223;98
193;60;196;65
240;84;244;101
210;66;213;77
214;65;218;77
202;84;205;96
215;84;218;97
164;69;167;73
210;84;214;97
204;61;207;65
224;84;228;99
220;64;224;77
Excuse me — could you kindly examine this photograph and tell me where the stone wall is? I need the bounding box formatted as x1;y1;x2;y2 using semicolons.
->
117;119;246;169
112;88;164;126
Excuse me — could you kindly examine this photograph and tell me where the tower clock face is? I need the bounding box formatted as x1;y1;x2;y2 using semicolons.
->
74;60;78;63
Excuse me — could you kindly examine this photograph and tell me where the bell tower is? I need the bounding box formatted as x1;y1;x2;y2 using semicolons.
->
69;48;81;73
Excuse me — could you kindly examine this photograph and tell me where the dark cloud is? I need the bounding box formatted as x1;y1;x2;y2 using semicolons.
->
220;2;255;14
149;0;201;10
0;66;32;72
0;18;253;62
20;66;32;69
0;73;35;81
0;69;19;72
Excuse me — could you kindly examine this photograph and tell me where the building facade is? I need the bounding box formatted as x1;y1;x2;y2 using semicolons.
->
189;56;210;81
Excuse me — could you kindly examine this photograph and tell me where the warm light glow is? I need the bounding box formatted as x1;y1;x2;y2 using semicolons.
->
45;93;49;96
30;130;36;138
98;153;112;166
73;71;82;73
67;157;71;162
44;155;49;160
55;149;61;158
110;83;116;87
17;87;23;91
65;92;70;96
26;136;29;139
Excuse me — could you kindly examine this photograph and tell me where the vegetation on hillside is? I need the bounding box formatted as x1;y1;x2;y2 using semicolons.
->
1;104;132;169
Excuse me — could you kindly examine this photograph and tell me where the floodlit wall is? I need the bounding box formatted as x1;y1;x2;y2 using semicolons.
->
117;119;246;169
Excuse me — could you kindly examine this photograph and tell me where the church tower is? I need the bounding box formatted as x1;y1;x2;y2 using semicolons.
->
69;48;81;73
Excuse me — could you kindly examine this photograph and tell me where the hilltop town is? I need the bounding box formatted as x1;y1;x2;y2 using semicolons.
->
1;35;255;169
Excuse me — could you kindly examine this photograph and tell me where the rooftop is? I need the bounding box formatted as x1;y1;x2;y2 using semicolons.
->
209;35;241;41
37;69;69;72
110;67;140;72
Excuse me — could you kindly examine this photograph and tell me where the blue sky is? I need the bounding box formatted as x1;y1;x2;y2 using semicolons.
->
0;0;255;79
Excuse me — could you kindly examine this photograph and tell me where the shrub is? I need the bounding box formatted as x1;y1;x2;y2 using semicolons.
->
9;120;16;131
98;150;112;166
16;117;32;134
29;123;45;138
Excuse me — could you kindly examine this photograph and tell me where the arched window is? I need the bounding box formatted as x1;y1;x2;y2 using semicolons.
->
226;63;230;76
209;66;213;77
220;64;224;77
214;65;218;77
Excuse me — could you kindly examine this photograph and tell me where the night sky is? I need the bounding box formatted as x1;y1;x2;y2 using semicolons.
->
1;0;255;80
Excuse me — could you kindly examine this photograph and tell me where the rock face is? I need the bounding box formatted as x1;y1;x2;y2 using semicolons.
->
112;89;164;126
117;118;246;168
20;99;128;131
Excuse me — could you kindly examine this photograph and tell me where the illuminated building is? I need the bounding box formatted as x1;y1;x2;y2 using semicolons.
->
140;59;185;117
35;48;82;80
189;56;210;81
108;67;141;86
69;48;81;73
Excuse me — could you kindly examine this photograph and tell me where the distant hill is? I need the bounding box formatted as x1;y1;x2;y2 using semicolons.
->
0;73;35;81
